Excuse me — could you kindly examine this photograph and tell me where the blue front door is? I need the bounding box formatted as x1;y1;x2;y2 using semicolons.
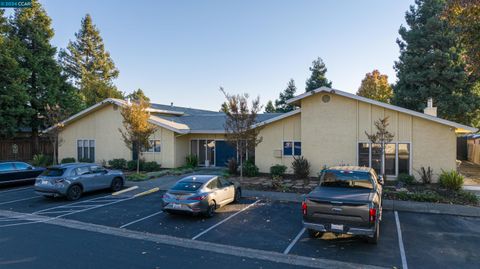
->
215;141;237;167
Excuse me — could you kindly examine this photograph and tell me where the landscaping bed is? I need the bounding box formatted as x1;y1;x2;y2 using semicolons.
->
228;175;318;194
126;167;197;182
383;182;479;206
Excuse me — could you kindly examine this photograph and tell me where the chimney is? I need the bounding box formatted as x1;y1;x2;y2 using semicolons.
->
170;102;173;107
423;97;437;117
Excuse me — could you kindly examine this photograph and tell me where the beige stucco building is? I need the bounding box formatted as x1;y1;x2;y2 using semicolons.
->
53;87;477;182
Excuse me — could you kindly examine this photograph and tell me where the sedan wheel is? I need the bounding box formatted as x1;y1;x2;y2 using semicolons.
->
205;202;216;218
234;188;241;203
111;177;124;192
66;185;82;201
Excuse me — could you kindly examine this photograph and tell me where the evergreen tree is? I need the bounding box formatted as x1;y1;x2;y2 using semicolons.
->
0;9;30;137
10;0;83;152
393;0;480;125
127;88;150;102
264;100;276;113
59;14;123;106
305;57;332;92
357;70;393;103
275;79;297;112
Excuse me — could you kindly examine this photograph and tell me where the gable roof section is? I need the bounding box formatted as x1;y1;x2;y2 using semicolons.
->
252;109;301;128
44;98;284;134
286;87;478;133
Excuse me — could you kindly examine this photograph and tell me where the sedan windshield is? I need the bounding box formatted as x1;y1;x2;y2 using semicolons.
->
41;168;66;177
171;181;203;192
320;170;373;189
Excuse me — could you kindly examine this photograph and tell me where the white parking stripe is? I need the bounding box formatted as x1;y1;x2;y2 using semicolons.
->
33;194;112;214
283;227;306;254
119;211;163;228
395;211;408;269
0;186;33;194
192;200;260;240
0;196;40;205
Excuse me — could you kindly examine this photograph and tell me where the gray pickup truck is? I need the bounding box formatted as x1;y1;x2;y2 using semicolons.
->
302;166;383;244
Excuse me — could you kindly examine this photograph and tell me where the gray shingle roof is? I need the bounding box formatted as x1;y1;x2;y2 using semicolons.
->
152;106;282;132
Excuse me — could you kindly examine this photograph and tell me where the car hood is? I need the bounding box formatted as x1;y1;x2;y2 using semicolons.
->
307;187;374;204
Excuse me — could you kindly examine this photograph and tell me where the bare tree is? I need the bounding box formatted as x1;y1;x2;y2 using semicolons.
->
119;98;157;173
365;116;394;179
220;87;262;178
44;104;69;165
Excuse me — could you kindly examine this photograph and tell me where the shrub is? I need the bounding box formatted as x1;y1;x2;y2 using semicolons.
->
108;158;127;169
398;173;415;185
439;170;464;191
60;157;76;164
417;166;433;184
32;154;52;167
270;164;287;179
127;160;145;171
457;190;479;204
292;156;310;180
242;159;259;177
185;154;198;168
143;161;161;172
227;158;238;175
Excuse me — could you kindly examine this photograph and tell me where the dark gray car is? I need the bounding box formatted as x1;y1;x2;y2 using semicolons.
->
34;163;125;201
162;175;241;217
302;166;383;244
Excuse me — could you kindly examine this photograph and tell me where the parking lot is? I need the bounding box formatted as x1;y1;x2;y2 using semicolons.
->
1;184;479;269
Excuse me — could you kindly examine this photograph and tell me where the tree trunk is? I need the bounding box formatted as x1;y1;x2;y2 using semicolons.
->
240;154;243;179
136;158;140;174
31;128;40;156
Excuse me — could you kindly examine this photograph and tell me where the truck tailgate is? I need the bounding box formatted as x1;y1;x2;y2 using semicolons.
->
304;188;373;228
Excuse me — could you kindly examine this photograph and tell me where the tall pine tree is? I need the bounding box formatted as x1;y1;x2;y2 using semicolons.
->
59;14;123;106
264;100;276;113
275;79;297;112
393;0;480;125
0;9;30;137
10;0;82;153
305;57;332;92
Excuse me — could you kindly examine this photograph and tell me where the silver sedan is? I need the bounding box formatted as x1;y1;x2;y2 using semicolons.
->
162;175;241;217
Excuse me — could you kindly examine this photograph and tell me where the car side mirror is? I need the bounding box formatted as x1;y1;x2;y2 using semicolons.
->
378;176;384;185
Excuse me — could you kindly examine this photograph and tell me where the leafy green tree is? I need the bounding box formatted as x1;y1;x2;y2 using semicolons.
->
305;57;332;92
444;0;480;80
59;14;122;106
393;0;480;126
119;98;157;173
264;100;276;113
126;88;150;102
0;9;30;137
275;79;297;112
10;0;83;152
357;70;393;103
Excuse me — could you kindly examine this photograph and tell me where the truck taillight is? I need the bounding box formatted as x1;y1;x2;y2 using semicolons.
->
369;208;377;223
301;201;307;215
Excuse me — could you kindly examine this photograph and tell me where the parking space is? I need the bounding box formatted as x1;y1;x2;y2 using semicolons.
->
288;211;401;268
0;183;479;268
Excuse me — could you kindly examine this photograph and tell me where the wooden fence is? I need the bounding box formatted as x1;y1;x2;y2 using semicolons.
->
467;140;480;164
0;138;53;161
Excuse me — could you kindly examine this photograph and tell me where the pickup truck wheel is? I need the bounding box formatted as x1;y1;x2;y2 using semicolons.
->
367;224;380;244
307;229;323;238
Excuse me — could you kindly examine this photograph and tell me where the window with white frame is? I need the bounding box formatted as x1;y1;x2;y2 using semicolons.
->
357;142;410;176
77;140;95;162
283;141;301;156
145;140;161;152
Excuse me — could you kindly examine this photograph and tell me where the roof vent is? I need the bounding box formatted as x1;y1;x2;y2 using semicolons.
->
171;102;173;107
423;97;437;117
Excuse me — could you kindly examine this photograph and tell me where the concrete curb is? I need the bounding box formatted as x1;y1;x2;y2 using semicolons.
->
243;190;480;218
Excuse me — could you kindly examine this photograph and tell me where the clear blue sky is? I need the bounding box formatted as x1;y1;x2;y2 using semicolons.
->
38;0;413;111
